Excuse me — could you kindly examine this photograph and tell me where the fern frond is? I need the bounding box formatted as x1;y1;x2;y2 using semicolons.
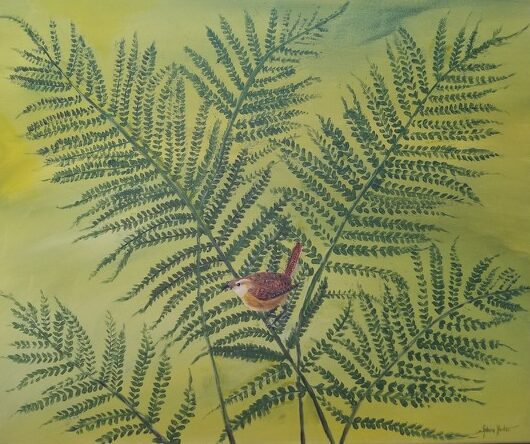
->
128;327;155;407
220;385;300;441
165;372;196;444
277;20;522;299
4;294;195;444
184;4;347;146
325;245;527;442
206;344;285;363
224;363;293;407
325;401;463;440
217;298;352;436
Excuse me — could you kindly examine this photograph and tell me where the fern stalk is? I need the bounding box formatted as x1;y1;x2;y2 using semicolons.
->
4;294;170;444
338;286;526;443
195;233;236;444
296;342;306;444
187;11;372;424
187;9;350;441
261;315;336;443
179;11;358;429
200;9;349;441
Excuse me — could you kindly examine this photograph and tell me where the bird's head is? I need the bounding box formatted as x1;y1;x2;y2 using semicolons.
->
223;278;251;297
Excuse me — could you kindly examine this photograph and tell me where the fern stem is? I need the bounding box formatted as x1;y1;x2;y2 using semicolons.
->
195;232;237;444
22;309;170;443
296;341;306;444
262;316;336;444
198;8;349;442
338;288;515;444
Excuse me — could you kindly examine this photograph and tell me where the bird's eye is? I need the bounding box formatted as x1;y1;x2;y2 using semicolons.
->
236;282;241;287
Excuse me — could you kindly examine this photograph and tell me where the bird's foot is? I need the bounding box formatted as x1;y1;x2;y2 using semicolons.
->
267;305;289;328
264;309;277;326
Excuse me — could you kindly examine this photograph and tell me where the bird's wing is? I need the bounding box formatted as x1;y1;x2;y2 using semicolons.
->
250;273;293;301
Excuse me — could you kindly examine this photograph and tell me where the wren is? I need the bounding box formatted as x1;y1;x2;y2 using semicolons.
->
224;242;302;312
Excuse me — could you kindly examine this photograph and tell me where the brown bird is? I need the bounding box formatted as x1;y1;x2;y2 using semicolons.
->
224;242;302;312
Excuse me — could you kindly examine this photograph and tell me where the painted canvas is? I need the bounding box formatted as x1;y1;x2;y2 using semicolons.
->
0;1;529;443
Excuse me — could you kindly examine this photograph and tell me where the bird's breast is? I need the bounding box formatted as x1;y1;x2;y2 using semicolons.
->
241;291;288;312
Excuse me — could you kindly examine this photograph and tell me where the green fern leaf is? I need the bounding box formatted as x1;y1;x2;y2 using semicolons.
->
147;351;171;423
224;363;293;408
128;327;155;406
207;344;285;363
3;295;195;444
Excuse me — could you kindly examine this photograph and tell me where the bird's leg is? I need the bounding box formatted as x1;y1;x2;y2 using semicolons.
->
263;312;276;330
269;304;289;327
264;307;279;325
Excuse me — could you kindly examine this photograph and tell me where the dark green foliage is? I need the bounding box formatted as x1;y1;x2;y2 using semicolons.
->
224;363;293;407
220;385;301;441
166;373;196;444
183;4;348;142
322;402;464;440
285;280;361;348
205;344;285;363
3;9;349;444
220;296;354;439
3;294;196;444
2;11;527;444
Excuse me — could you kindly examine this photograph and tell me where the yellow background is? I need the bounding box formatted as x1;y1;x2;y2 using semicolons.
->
0;0;529;443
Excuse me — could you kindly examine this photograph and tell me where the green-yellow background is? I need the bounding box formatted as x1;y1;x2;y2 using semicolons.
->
0;0;528;443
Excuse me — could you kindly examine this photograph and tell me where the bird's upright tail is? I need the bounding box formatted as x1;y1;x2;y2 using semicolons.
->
284;242;302;278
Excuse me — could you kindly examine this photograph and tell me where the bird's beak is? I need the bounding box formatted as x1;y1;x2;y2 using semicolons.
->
221;282;231;290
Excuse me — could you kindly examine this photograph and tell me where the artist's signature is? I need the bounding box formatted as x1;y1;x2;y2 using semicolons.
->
475;424;518;438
